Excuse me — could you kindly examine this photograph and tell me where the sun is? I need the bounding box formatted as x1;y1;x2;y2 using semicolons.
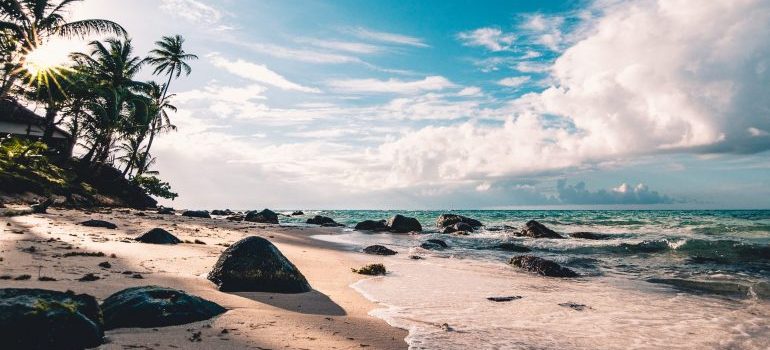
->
22;41;72;76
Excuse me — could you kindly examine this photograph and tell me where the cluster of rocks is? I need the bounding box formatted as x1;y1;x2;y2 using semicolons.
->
354;214;422;233
436;214;483;234
306;215;344;227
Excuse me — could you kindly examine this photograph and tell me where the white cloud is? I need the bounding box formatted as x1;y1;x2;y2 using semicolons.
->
160;0;223;25
349;27;428;47
231;41;361;64
296;38;381;54
208;53;320;93
457;27;516;51
520;14;565;51
327;76;455;94
497;76;531;88
457;86;482;96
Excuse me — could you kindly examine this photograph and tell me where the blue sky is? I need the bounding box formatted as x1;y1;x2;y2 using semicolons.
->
60;0;770;209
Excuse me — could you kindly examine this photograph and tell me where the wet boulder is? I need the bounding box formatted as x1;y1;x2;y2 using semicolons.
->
0;288;103;350
354;219;388;231
436;214;482;230
208;236;311;293
387;214;422;233
306;215;344;227
181;210;211;219
515;220;564;239
291;211;304;216
135;228;181;245
509;255;578;277
101;286;226;330
80;219;117;229
570;232;611;240
442;222;474;234
157;207;175;215
211;209;233;216
363;245;397;255
244;209;279;224
420;239;448;250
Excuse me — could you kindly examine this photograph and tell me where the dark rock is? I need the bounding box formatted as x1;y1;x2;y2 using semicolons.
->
78;273;100;282
363;245;397;255
80;219;117;229
387;214;422;233
135;228;182;245
352;264;386;275
491;243;531;252
181;210;211;219
570;232;611;240
291;211;304;216
354;220;388;231
226;214;244;221
101;286;226;330
0;288;103;350
157;207;175;215
559;302;589;311
442;222;474;234
306;215;343;227
515;220;564;239
487;296;522;302
98;261;111;269
244;209;279;224
509;255;578;277
436;214;482;230
211;209;233;216
420;239;448;250
208;236;311;293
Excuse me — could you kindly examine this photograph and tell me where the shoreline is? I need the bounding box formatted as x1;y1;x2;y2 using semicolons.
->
1;207;408;349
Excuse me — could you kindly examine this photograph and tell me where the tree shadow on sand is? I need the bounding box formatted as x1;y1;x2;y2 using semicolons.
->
231;289;346;316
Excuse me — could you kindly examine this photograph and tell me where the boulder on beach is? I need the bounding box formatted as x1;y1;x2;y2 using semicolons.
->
157;207;175;215
181;210;211;219
0;288;103;350
306;215;344;227
442;222;474;234
363;245;397;255
387;214;422;233
570;232;611;240
420;239;448;250
244;209;279;224
101;286;226;330
515;220;564;239
135;228;181;245
354;219;388;231
509;255;578;277
80;219;117;229
436;214;482;230
291;211;304;216
211;209;233;216
208;236;311;293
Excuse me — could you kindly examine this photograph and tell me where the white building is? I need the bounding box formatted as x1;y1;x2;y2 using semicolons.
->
0;98;73;157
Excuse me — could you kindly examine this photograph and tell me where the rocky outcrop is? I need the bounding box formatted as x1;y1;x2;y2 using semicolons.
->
354;220;388;231
509;255;578;277
436;214;482;231
135;228;181;245
442;222;474;234
0;288;103;350
363;245;397;255
80;219;117;229
386;214;422;233
306;215;344;227
208;236;311;293
181;210;210;218
101;286;226;330
211;209;233;216
570;232;611;240
514;220;564;239
291;211;304;216
244;209;279;224
420;239;448;250
157;207;175;215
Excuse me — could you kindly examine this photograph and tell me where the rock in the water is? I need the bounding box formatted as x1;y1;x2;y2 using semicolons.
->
244;209;279;224
306;215;343;227
509;255;578;277
80;219;117;229
352;264;386;275
208;236;311;293
363;245;397;255
135;228;181;245
354;220;388;231
387;214;422;233
157;207;175;215
570;232;611;240
181;210;211;218
291;211;304;216
442;222;474;234
492;243;531;252
211;209;233;216
436;214;483;230
420;239;448;250
0;288;103;350
101;286;226;330
515;220;564;238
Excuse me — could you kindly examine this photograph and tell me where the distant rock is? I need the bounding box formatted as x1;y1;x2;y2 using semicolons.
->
354;220;388;231
570;232;611;240
0;288;103;349
157;207;175;215
492;243;531;252
208;236;311;293
442;222;474;234
211;209;233;216
135;228;181;245
420;239;448;250
363;245;397;255
291;211;304;216
387;214;422;233
306;215;344;227
436;214;482;231
226;214;244;221
514;220;564;239
101;286;226;330
80;219;117;229
509;255;578;277
244;209;279;224
181;210;210;219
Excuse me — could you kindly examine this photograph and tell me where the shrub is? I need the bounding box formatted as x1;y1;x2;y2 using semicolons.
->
133;175;178;200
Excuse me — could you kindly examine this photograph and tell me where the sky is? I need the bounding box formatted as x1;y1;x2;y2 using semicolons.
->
53;0;770;209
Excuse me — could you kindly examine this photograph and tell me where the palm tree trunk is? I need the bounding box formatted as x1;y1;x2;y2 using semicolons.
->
42;106;59;147
136;72;173;177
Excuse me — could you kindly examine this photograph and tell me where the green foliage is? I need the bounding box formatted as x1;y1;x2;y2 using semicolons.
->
0;135;49;170
133;175;178;200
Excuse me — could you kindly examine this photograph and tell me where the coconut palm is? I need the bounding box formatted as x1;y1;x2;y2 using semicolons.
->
146;35;197;98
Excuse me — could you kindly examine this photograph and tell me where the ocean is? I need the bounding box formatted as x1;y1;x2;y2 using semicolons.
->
285;210;770;349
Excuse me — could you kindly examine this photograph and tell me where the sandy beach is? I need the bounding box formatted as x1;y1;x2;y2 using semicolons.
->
0;207;407;349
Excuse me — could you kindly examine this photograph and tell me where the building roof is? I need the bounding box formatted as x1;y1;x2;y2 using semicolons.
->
0;98;72;140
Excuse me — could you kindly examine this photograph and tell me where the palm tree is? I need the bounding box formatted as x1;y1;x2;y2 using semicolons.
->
0;0;126;98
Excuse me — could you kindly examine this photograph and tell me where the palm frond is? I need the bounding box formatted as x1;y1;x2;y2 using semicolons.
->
56;19;125;38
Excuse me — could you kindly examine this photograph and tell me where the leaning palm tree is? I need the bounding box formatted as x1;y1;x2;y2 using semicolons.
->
132;81;176;177
0;0;126;98
146;35;197;98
